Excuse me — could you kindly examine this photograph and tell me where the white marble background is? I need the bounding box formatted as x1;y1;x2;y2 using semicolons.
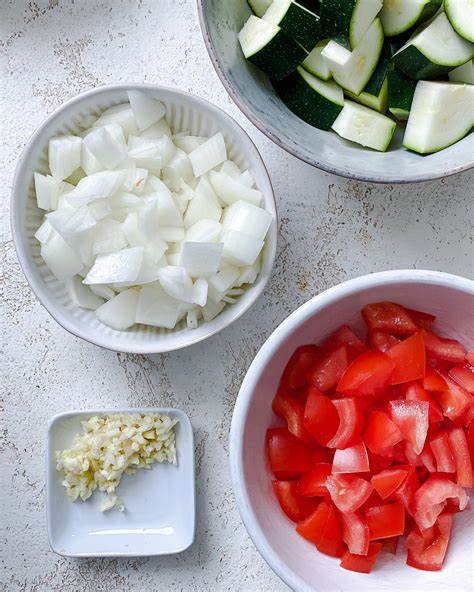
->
1;1;472;590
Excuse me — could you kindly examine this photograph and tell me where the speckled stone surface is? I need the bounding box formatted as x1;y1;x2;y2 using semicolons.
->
1;2;473;591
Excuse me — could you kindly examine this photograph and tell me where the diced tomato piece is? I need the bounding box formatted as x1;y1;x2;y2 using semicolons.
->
382;536;399;554
422;367;448;392
339;510;370;555
297;463;332;497
467;351;474;366
389;400;429;455
367;450;393;473
272;481;320;523
280;345;321;390
360;489;385;513
303;388;339;446
386;332;425;385
337;350;394;397
322;325;368;359
389;465;419;514
296;500;344;557
433;374;473;421
371;468;408;500
362;410;402;457
362;302;418;335
266;428;313;480
420;446;437;473
272;389;314;445
406;513;453;571
449;364;474;394
448;427;473;488
411;477;468;530
429;432;456;473
332;441;370;474
316;503;345;558
296;500;329;544
340;542;382;574
326;397;363;449
403;441;424;467
402;381;444;423
326;474;374;513
364;502;405;540
405;307;436;330
310;445;331;464
307;345;349;392
421;329;466;363
369;331;400;353
467;422;474;466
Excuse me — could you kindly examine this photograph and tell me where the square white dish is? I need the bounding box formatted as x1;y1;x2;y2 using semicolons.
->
47;407;195;557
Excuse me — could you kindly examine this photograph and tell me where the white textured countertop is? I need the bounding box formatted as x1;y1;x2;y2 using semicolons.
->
1;1;473;591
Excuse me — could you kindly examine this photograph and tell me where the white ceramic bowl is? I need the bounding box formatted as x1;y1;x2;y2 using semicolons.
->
197;1;474;183
11;84;277;354
230;269;474;592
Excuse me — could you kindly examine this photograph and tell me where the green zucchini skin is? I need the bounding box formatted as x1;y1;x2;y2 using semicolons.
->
320;0;357;41
392;46;456;80
297;0;321;14
248;0;272;18
275;70;343;130
387;67;416;116
248;30;307;81
365;58;390;97
279;3;322;51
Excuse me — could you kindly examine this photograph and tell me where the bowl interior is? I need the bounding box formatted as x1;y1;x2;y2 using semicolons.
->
12;84;277;353
233;274;474;592
199;0;474;183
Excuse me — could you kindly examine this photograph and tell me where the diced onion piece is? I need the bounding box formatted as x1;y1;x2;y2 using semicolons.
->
207;264;240;303
66;275;104;310
81;143;103;175
187;308;199;329
185;219;222;243
188;132;227;177
90;284;116;300
221;200;272;241
156;227;185;242
221;229;264;266
89;199;112;221
34;172;61;210
220;160;242;178
83;124;127;170
49;135;82;180
96;288;139;330
83;247;144;284
144;236;168;264
209;171;262;206
235;255;262;287
127;90;166;131
93;103;139;139
201;299;226;322
93;219;127;255
181;241;223;277
183;177;222;228
158;266;195;302
67;171;125;206
136;285;181;328
239;170;255;188
192;278;208;306
140;119;172;139
162;148;193;191
60;205;97;238
41;231;83;281
34;219;54;244
173;135;206;154
122;212;144;246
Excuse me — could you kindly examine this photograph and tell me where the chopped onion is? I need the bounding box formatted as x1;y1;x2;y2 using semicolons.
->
34;173;61;211
41;231;83;281
96;288;139;331
127;90;166;131
67;275;104;310
188;132;227;177
183;176;221;228
83;124;127;170
209;170;262;206
135;285;181;329
158;266;195;303
181;241;223;277
222;200;272;241
83;247;144;285
49;135;82;180
221;229;264;267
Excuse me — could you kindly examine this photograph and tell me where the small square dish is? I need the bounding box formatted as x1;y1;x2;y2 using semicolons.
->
47;407;195;557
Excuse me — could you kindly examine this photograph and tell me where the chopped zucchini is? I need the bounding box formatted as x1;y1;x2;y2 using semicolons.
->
302;39;332;80
380;0;442;37
238;15;307;81
331;100;396;151
248;0;273;17
403;81;474;154
320;0;383;48
275;66;344;129
445;0;474;43
263;0;321;51
449;60;474;84
393;12;474;80
345;59;389;113
387;66;416;119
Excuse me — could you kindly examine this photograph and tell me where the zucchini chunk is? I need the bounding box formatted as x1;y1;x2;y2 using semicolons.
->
387;66;416;120
445;0;474;43
320;0;383;48
263;0;322;51
380;0;442;37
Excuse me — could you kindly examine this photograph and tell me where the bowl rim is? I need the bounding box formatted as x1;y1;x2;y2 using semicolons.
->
196;1;474;184
229;269;474;592
11;82;278;354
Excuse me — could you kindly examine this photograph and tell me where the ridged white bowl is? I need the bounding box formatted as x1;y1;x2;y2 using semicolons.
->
198;0;474;183
230;270;474;592
11;84;277;354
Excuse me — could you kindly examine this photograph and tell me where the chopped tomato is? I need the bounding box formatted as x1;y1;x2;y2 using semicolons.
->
433;374;473;421
297;463;332;497
280;345;321;390
326;474;373;513
411;477;468;530
367;450;392;474
382;536;399;554
322;325;368;359
403;441;424;467
364;502;405;540
402;381;444;423
303;388;339;446
362;302;418;335
362;410;402;457
296;500;344;557
467;350;474;366
448;427;473;488
449;364;474;394
326;398;363;449
337;350;394;397
405;307;436;330
266;428;313;480
272;389;314;445
369;331;400;352
421;329;466;363
296;500;329;544
340;542;382;573
371;468;408;500
406;513;453;571
429;432;455;473
332;441;370;474
339;510;370;555
467;422;474;465
420;446;437;473
390;465;419;514
386;332;426;385
421;367;448;392
272;481;319;522
389;400;429;455
307;345;349;392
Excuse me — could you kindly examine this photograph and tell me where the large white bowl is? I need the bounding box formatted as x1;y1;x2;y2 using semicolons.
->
197;1;474;183
11;84;277;354
230;269;474;592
